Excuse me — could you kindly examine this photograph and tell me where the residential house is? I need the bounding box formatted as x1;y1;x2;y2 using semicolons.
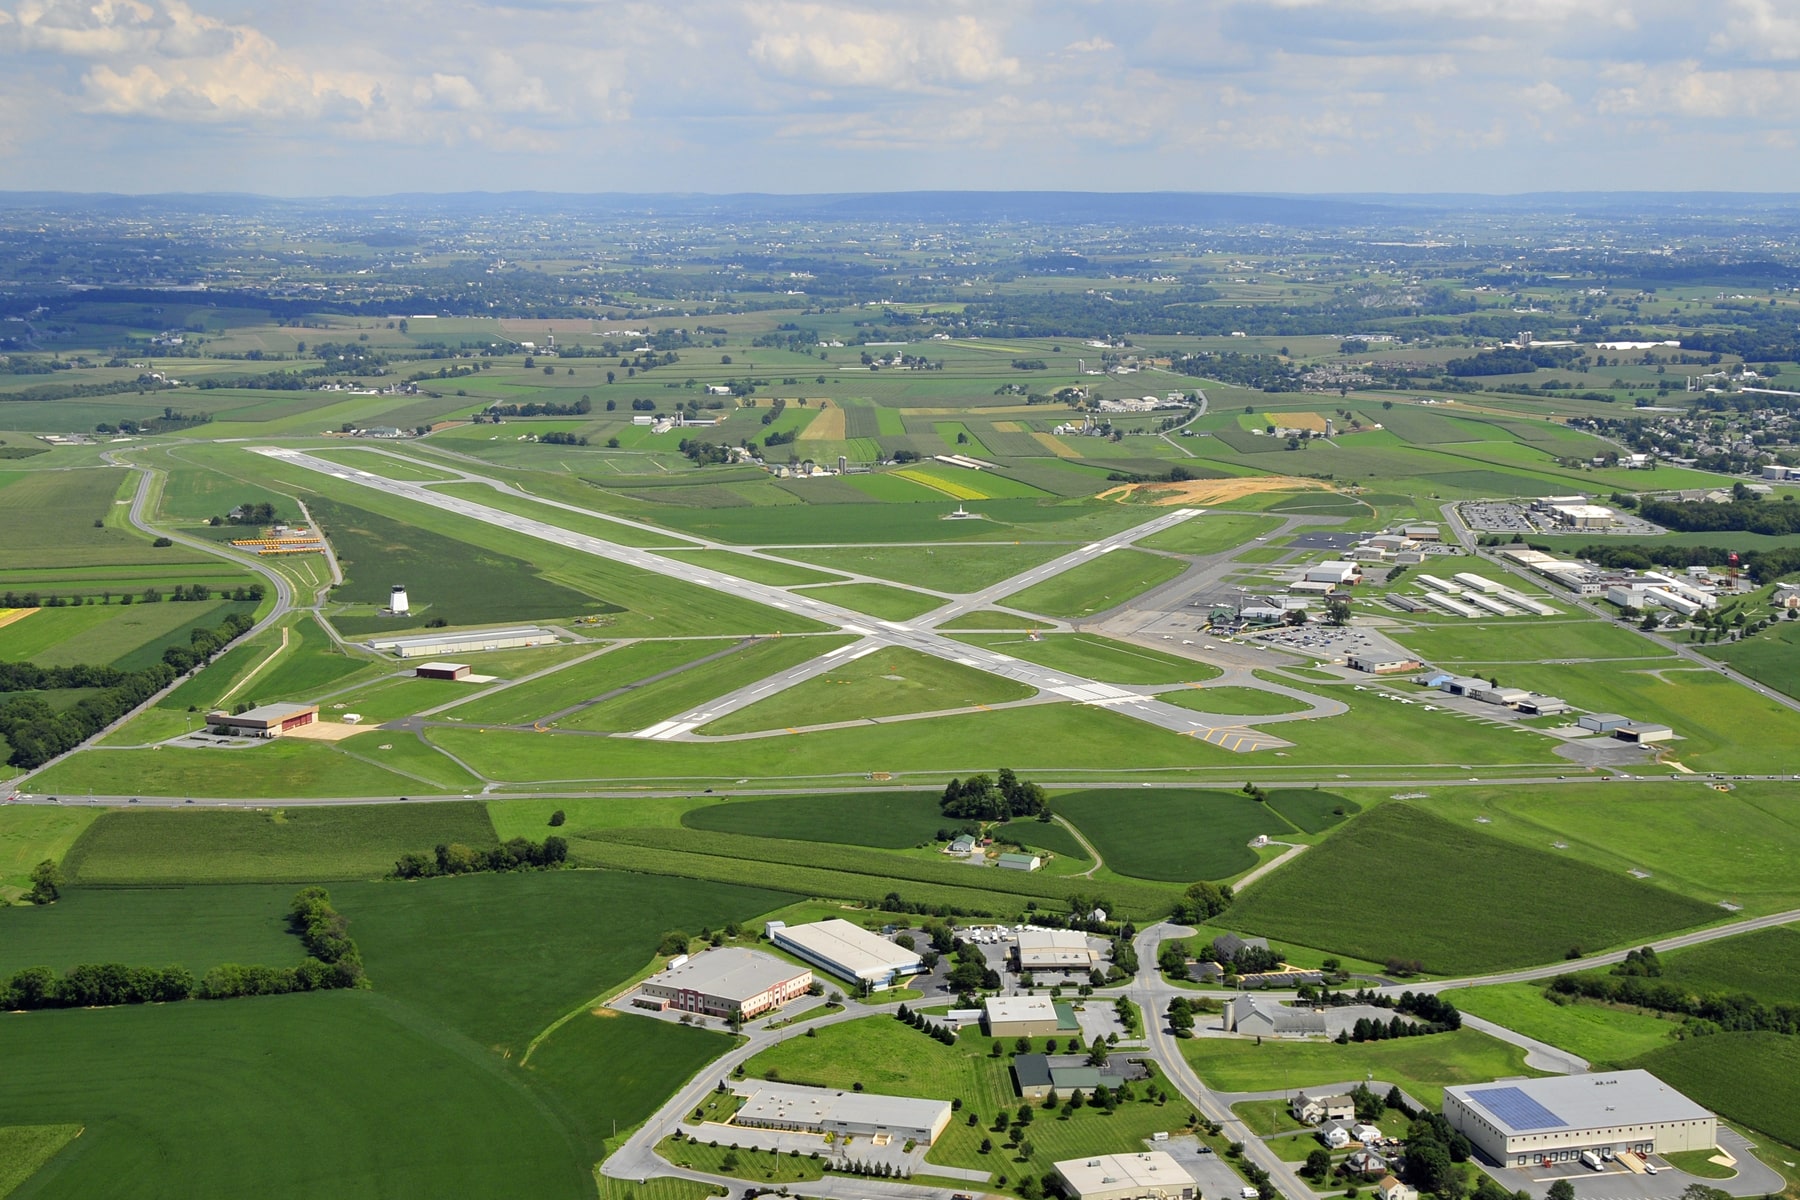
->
1290;1091;1355;1125
1377;1176;1417;1200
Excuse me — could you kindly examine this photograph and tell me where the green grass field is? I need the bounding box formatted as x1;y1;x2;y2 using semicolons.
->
62;802;499;884
1054;789;1285;882
443;639;737;726
1139;513;1283;556
702;647;1035;733
999;550;1187;619
29;738;455;801
560;636;855;732
0;1125;83;1198
0;806;99;901
0;992;595;1199
777;544;1075;592
1226;803;1720;974
1443;983;1679;1067
789;582;946;621
1706;621;1800;700
1649;923;1800;1006
1628;1032;1800;1150
1162;686;1311;716
0;883;307;975
681;791;956;848
948;633;1222;685
1261;789;1359;835
1180;1026;1542;1110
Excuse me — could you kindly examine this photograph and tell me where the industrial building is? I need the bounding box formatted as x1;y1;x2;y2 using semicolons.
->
1224;994;1326;1037
634;948;813;1020
413;661;472;681
1347;654;1423;674
206;702;318;738
734;1085;952;1144
1304;561;1362;586
366;626;559;659
1549;503;1617;529
1015;928;1098;971
983;995;1079;1038
1442;1071;1716;1167
765;919;922;990
1013;1054;1149;1102
1054;1151;1196;1200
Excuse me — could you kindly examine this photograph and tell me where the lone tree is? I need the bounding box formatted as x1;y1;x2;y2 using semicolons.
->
26;859;60;905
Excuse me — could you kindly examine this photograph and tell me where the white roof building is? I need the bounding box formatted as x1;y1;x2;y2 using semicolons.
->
1055;1152;1196;1200
1015;928;1097;969
766;919;922;989
1444;1071;1715;1167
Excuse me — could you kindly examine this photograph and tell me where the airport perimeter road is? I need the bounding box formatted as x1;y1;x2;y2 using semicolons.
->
254;447;1292;749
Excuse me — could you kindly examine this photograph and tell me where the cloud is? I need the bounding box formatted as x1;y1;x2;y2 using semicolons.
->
1711;0;1800;61
746;3;1020;89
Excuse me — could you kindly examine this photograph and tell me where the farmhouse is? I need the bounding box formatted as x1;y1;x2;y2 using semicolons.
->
1224;994;1326;1038
1442;1070;1716;1168
206;702;318;738
765;919;922;990
984;995;1079;1038
634;948;812;1020
1015;928;1098;971
734;1084;952;1145
413;661;471;680
1054;1152;1196;1200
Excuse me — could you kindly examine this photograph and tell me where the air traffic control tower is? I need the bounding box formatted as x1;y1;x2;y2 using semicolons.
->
390;584;410;616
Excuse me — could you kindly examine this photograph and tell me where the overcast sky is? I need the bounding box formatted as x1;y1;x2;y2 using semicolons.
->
3;0;1798;196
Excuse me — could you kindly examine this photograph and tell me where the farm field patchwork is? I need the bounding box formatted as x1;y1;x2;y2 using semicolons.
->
1225;803;1720;974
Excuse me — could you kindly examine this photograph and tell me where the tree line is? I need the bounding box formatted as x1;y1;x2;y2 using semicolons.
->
484;397;592;417
1637;492;1800;537
1548;966;1800;1037
1569;540;1800;586
391;836;569;879
1;888;364;1011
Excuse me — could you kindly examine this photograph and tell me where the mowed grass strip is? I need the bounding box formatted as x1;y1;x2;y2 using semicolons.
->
1627;1032;1800;1150
588;826;1178;915
445;639;736;726
1181;1026;1543;1111
1161;686;1311;717
567;833;1171;918
63;802;498;885
1443;983;1679;1068
701;647;1035;734
559;636;856;732
743;1015;1016;1113
0;992;594;1200
789;582;947;621
949;632;1221;685
1227;804;1720;975
1000;549;1187;619
0;806;100;899
0;1125;83;1197
1054;789;1285;882
776;543;1074;593
681;791;952;849
1139;513;1283;556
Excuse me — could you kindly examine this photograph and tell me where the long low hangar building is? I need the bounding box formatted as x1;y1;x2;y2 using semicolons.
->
634;948;812;1020
735;1086;952;1145
1443;1071;1715;1167
766;919;923;991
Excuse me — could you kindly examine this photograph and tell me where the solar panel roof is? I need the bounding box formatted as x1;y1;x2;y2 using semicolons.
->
1466;1087;1566;1132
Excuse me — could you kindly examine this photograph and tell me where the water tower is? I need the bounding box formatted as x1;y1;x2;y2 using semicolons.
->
390;584;410;616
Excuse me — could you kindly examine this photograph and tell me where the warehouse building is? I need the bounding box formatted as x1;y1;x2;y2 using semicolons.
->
734;1085;952;1144
1054;1152;1196;1200
1225;994;1326;1038
206;702;318;738
984;995;1079;1038
1348;653;1424;675
1015;928;1098;971
1443;1071;1716;1167
635;948;812;1020
366;626;558;659
766;919;922;990
413;661;472;681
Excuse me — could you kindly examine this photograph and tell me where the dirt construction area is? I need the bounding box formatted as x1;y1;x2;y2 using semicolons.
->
1097;475;1340;506
1265;411;1330;432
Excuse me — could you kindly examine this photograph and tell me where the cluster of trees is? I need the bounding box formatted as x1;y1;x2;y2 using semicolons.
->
893;1004;958;1044
1199;940;1283;976
762;428;797;446
1312;988;1461;1028
1548;964;1800;1035
945;941;1002;994
1444;346;1582;376
940;768;1049;821
162;610;255;673
538;431;588;446
1;888;364;1011
869;891;997;919
1166;995;1211;1036
679;439;734;464
94;407;212;435
1399;1112;1473;1197
226;501;279;526
1338;1013;1436;1044
483;397;592;417
760;397;787;425
391;836;569;879
1639;491;1800;537
0;661;177;768
1169;879;1236;925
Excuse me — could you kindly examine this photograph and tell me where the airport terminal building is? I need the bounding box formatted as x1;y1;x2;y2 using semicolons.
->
1443;1071;1716;1167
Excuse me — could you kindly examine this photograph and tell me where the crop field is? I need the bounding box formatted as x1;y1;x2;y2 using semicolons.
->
1260;788;1358;834
0;882;306;975
0;806;99;902
1444;983;1680;1067
1053;789;1286;882
681;790;951;847
702;647;1035;733
1000;549;1188;618
1706;621;1800;699
1647;923;1800;1005
948;633;1222;685
62;802;499;884
1228;804;1720;973
1418;782;1800;914
1628;1033;1800;1151
1180;1027;1542;1110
